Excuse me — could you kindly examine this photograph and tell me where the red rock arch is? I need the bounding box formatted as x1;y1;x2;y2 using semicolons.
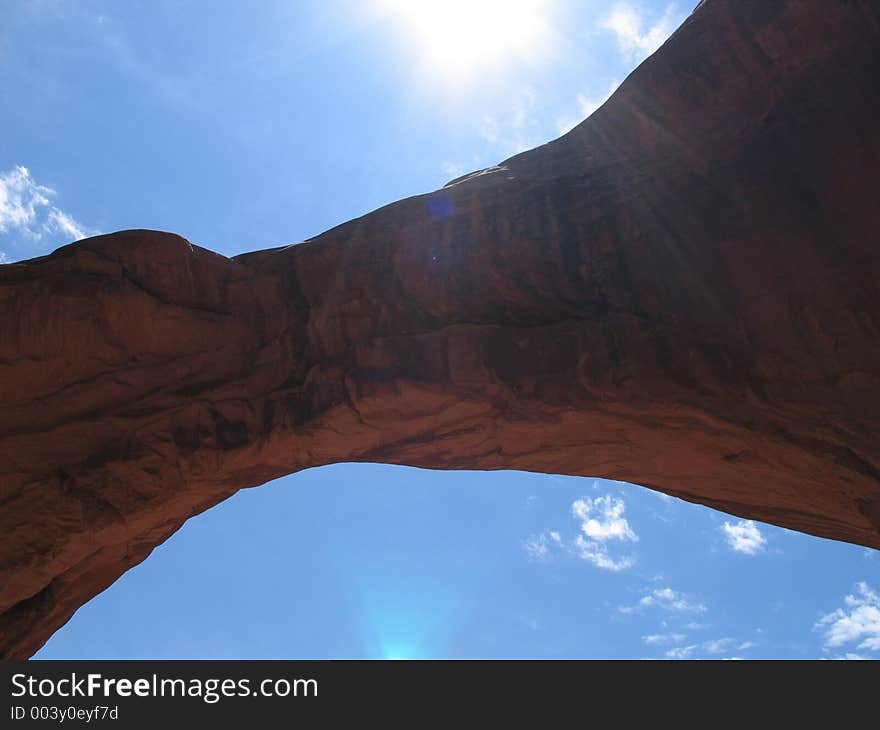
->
1;0;878;658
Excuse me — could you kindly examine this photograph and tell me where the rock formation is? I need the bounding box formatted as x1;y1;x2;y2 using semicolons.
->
1;0;879;658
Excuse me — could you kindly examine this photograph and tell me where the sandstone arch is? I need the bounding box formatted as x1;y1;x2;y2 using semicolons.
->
1;0;879;658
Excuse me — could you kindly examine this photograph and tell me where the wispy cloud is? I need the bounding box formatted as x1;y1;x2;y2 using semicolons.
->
640;619;757;659
0;165;93;259
701;637;735;654
619;586;706;614
572;536;635;571
522;530;562;561
100;17;200;114
601;2;683;62
665;644;698;659
816;582;880;654
443;86;552;183
441;161;467;181
556;79;621;135
682;622;705;631
480;86;543;157
663;638;743;659
721;519;767;555
47;208;87;240
523;493;638;571
0;166;54;234
642;633;686;646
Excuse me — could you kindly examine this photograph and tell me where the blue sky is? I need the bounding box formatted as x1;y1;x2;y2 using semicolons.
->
2;0;877;659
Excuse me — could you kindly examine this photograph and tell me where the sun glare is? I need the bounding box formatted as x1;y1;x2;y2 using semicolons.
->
383;0;550;75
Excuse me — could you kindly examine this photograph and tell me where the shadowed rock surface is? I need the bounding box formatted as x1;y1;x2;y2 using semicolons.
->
1;0;879;658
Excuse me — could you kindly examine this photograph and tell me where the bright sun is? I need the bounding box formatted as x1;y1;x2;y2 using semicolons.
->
383;0;549;75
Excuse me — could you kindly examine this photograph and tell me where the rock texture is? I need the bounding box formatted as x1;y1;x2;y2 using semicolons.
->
1;0;879;658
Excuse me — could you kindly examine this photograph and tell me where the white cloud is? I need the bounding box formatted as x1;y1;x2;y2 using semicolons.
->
816;582;880;653
701;638;735;654
571;494;638;571
642;633;685;645
47;208;87;240
445;86;550;182
0;165;92;253
662;638;743;659
556;79;621;135
479;113;501;146
682;622;705;631
721;519;767;555
619;586;706;614
573;535;634;571
737;641;757;651
0;251;10;264
572;495;638;543
601;2;682;62
479;87;541;156
522;530;562;561
523;494;638;571
665;645;697;659
0;165;53;233
441;161;467;181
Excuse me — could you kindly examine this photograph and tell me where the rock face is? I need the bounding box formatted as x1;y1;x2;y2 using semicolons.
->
1;0;879;658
